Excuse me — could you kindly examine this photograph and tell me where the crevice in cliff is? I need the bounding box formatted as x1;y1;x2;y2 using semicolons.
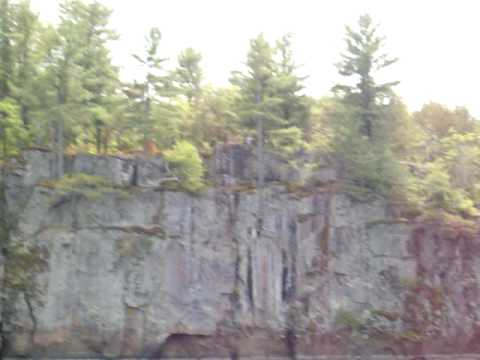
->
0;177;10;360
287;219;297;300
226;191;241;321
131;162;138;186
284;218;298;360
247;247;255;312
233;248;241;308
23;292;37;354
285;325;296;360
281;249;288;302
318;191;333;273
229;349;239;360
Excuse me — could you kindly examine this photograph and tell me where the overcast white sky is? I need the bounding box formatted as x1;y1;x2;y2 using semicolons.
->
30;0;480;116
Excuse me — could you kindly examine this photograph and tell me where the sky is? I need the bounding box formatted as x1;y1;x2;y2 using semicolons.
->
29;0;480;116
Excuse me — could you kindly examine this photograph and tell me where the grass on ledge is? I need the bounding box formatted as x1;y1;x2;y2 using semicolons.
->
40;173;129;201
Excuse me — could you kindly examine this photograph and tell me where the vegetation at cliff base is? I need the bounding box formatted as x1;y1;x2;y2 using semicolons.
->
1;1;479;217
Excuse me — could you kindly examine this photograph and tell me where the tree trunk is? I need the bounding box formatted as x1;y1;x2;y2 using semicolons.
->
54;117;64;178
256;83;264;237
95;123;102;154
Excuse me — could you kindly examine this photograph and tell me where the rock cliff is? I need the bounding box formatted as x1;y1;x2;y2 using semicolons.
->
0;146;479;359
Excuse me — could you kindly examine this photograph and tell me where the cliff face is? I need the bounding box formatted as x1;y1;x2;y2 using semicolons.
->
1;147;480;359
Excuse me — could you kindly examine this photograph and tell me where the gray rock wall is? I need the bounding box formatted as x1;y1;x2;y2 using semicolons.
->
0;148;479;359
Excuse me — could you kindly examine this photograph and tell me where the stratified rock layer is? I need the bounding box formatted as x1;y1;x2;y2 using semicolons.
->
0;147;479;359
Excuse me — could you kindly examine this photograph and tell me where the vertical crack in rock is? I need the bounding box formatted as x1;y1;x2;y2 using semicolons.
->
226;191;241;320
285;218;298;359
23;292;37;355
229;349;239;360
281;249;288;303
247;247;254;312
320;193;332;256
288;219;297;300
131;161;138;186
0;176;10;360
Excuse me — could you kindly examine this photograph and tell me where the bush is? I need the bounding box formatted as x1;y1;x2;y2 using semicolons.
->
407;161;478;216
164;140;205;192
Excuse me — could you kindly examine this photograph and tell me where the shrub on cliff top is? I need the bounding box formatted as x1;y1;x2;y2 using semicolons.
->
164;140;205;192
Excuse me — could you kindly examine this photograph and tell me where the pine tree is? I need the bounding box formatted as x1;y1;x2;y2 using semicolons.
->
130;27;174;153
331;15;404;195
334;14;399;140
0;0;12;100
77;0;119;153
273;34;310;133
231;34;280;235
231;34;280;131
11;0;41;128
175;47;202;105
41;0;88;176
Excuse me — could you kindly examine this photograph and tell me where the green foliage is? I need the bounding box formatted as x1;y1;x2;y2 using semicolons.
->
231;33;310;137
328;95;407;198
127;27;176;152
327;15;410;199
340;139;406;198
406;160;478;217
2;3;480;218
273;33;311;132
164;140;205;192
269;126;307;157
231;33;282;131
334;14;399;140
399;126;480;216
175;47;202;104
184;86;241;154
0;97;28;158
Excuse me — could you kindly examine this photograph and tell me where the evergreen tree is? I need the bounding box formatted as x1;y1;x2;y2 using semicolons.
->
334;14;399;140
331;15;404;196
273;34;310;133
0;0;12;100
231;34;280;234
231;34;280;131
175;47;202;105
41;0;89;176
130;27;175;153
76;0;118;153
11;0;41;128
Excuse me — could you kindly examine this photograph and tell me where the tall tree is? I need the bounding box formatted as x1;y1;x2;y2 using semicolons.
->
273;34;310;133
42;0;88;177
330;15;405;195
130;27;173;153
333;14;399;140
11;0;41;128
175;47;202;105
0;0;12;100
78;0;118;153
0;0;30;162
231;34;279;235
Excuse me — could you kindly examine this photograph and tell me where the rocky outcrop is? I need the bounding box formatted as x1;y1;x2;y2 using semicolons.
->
0;147;479;359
